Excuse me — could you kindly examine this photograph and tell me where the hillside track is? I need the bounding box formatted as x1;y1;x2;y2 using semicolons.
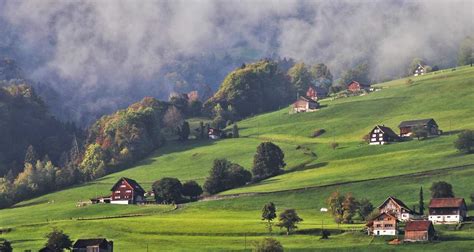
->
202;163;474;201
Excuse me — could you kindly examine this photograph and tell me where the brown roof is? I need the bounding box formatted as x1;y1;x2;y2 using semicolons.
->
347;80;370;88
398;118;437;128
73;238;112;249
405;220;433;232
378;196;414;213
429;198;466;208
375;125;399;139
111;177;145;194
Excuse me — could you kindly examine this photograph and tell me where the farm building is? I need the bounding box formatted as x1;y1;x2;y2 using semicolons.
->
72;238;114;252
306;86;328;100
414;64;426;76
292;96;319;113
428;198;468;224
208;127;223;140
378;196;417;221
368;125;399;145
366;212;398;236
346;80;371;92
404;220;436;242
110;177;145;205
398;118;440;137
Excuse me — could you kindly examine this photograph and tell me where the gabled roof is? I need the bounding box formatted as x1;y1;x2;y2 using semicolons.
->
347;80;370;87
378;196;414;213
398;118;437;128
405;220;433;232
73;238;111;249
366;212;398;227
429;198;467;209
295;96;318;103
373;125;399;139
111;177;145;193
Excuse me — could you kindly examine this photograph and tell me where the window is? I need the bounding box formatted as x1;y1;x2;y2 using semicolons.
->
384;224;393;227
115;191;120;193
120;185;126;188
376;224;381;227
126;190;132;193
114;196;120;199
447;216;450;218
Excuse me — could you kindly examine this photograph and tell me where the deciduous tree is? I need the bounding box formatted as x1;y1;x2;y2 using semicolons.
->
276;209;303;235
454;130;474;153
261;202;277;234
430;181;454;198
253;237;283;252
152;177;183;204
252;142;285;181
181;180;203;200
44;228;72;252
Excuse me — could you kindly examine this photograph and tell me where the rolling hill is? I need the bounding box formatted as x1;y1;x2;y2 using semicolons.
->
1;66;473;251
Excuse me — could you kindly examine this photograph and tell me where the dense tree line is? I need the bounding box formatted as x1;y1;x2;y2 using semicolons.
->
152;177;203;204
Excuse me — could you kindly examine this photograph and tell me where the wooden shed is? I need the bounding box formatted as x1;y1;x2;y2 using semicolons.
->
404;220;435;242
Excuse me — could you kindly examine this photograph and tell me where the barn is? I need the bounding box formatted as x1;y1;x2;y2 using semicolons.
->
292;96;319;113
404;220;435;242
73;238;114;252
428;198;468;224
110;177;145;204
398;118;440;137
368;125;399;145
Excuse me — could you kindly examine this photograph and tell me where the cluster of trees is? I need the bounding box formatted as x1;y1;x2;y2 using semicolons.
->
261;202;303;236
152;178;203;204
327;191;374;224
457;36;474;66
454;130;474;154
83;97;168;180
287;62;333;94
203;142;285;194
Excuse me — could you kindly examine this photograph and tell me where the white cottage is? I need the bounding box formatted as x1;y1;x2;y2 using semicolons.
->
428;198;468;224
414;64;426;76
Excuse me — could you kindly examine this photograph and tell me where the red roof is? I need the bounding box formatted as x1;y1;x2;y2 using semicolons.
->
405;220;433;232
429;198;466;208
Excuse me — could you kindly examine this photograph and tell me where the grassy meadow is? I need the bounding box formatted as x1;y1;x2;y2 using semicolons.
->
1;66;474;251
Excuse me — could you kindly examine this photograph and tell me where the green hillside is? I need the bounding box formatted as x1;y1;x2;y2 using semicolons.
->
1;66;474;251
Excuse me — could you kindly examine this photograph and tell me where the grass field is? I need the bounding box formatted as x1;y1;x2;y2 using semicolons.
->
1;66;473;251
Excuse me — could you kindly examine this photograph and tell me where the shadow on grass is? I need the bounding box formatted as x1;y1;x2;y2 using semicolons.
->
286;162;328;173
11;199;49;209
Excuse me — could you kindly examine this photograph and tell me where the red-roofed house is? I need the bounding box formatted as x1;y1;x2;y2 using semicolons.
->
378;196;417;221
404;220;435;242
428;198;468;224
346;81;370;92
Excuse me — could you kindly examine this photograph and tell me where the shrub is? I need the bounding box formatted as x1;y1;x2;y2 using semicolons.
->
454;130;474;153
181;180;203;200
253;238;283;252
330;142;339;150
312;129;326;138
321;230;331;239
405;78;414;85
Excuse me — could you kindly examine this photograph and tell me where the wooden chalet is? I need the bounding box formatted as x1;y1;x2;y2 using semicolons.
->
110;177;145;205
428;198;468;224
306;86;328;100
72;238;113;252
378;196;416;221
366;212;398;236
404;220;435;242
398;118;439;137
368;125;399;145
414;64;426;76
346;80;370;92
292;96;319;113
208;127;223;140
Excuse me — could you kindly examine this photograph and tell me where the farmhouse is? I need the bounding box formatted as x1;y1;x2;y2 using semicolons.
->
292;96;319;113
414;64;426;76
346;80;371;92
428;198;468;224
110;177;145;205
398;118;440;137
378;196;416;221
306;86;328;100
72;238;114;252
208;127;223;140
368;125;399;145
404;220;436;242
366;212;398;236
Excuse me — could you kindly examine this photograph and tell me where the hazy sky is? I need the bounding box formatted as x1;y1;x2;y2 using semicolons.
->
0;0;472;122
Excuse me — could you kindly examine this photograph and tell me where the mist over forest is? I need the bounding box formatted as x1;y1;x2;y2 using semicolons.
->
0;0;472;124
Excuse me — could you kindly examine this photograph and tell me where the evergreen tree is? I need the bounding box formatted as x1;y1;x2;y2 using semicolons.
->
261;202;277;234
177;121;190;141
24;145;38;165
419;186;425;215
252;142;285;181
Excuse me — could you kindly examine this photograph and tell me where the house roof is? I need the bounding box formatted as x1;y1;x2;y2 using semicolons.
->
429;198;466;209
405;220;433;232
374;125;399;139
347;80;370;87
73;238;111;249
294;96;318;104
111;177;145;193
398;118;436;128
378;196;414;213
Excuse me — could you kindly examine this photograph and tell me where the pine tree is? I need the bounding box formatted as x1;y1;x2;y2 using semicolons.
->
24;145;38;165
419;186;425;215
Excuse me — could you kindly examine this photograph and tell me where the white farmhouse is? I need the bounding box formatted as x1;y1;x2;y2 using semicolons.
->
428;198;468;224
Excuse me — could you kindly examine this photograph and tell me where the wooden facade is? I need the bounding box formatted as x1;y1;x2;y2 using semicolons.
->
404;220;435;242
414;64;426;76
347;81;370;92
306;86;328;100
428;198;468;224
367;212;398;236
110;177;145;204
292;96;319;113
378;196;416;221
368;125;399;145
73;238;113;252
398;118;439;137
